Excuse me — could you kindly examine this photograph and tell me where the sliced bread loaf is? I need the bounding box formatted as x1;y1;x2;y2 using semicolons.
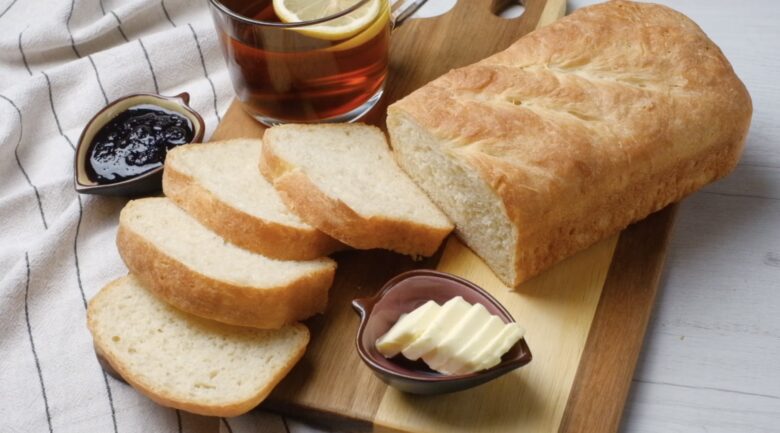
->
260;124;453;257
163;139;342;260
117;197;336;329
386;1;751;286
87;275;309;417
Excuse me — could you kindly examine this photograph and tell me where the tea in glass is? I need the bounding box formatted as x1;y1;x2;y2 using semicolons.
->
208;0;390;125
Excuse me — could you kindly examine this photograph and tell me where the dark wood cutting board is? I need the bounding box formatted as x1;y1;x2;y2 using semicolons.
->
210;1;676;431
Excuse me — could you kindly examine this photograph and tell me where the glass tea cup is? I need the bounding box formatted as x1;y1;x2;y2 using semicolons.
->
208;0;391;125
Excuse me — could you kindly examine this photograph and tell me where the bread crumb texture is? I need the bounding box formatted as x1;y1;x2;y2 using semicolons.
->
88;276;308;413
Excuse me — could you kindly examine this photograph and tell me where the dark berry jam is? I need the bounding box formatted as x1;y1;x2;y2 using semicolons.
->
86;104;194;184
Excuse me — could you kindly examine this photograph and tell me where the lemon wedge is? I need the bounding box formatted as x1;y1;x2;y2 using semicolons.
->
273;0;382;41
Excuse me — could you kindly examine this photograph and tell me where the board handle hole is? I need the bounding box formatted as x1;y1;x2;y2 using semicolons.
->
492;0;526;19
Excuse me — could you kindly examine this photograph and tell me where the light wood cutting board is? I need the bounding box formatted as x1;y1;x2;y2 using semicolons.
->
210;0;677;432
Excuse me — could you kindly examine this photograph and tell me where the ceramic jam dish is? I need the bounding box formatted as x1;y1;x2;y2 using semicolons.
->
74;92;205;196
352;270;532;395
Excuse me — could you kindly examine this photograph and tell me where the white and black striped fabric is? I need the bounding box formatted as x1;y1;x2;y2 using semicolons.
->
0;0;457;431
0;0;358;431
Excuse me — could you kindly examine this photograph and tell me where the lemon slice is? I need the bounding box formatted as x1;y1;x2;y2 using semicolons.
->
273;0;382;41
325;2;389;52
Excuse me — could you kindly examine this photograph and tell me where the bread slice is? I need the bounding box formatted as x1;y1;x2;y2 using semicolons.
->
117;197;336;329
87;275;309;417
260;124;453;257
163;139;342;260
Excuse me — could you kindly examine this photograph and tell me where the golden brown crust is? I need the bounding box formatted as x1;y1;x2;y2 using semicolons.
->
87;278;309;417
389;0;752;286
260;130;452;257
512;135;744;282
163;151;344;261
117;224;336;329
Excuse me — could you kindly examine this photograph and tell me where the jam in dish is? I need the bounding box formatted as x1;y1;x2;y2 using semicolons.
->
86;104;194;184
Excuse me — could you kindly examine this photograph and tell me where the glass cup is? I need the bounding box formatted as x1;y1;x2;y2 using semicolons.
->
208;0;390;125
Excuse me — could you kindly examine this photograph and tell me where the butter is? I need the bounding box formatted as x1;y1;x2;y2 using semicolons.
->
375;296;526;375
402;297;471;360
376;300;439;357
422;302;492;371
449;322;525;374
437;315;506;375
475;323;525;371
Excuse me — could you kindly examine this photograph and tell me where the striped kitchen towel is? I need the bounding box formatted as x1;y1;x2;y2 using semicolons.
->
0;0;456;431
0;0;429;431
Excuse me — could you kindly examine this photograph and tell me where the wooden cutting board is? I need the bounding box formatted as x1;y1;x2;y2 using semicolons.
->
210;1;677;432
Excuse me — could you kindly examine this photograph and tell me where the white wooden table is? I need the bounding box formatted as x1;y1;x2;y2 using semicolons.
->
567;1;780;431
3;1;774;432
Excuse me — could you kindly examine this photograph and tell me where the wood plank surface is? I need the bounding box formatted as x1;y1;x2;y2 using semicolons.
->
382;0;562;114
208;0;680;432
558;205;677;433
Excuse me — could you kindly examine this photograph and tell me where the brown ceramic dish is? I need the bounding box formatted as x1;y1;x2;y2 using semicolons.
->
74;92;205;196
352;270;532;394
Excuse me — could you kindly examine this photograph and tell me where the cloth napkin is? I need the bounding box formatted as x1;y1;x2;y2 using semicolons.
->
0;0;453;431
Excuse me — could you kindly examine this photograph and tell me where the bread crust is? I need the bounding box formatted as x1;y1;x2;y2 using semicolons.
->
389;0;752;286
163;145;344;261
117;222;336;329
260;129;453;257
87;277;309;417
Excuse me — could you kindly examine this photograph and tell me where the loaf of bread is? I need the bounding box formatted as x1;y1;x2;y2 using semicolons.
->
163;139;343;260
261;124;453;257
87;275;309;417
387;0;752;286
117;197;336;328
